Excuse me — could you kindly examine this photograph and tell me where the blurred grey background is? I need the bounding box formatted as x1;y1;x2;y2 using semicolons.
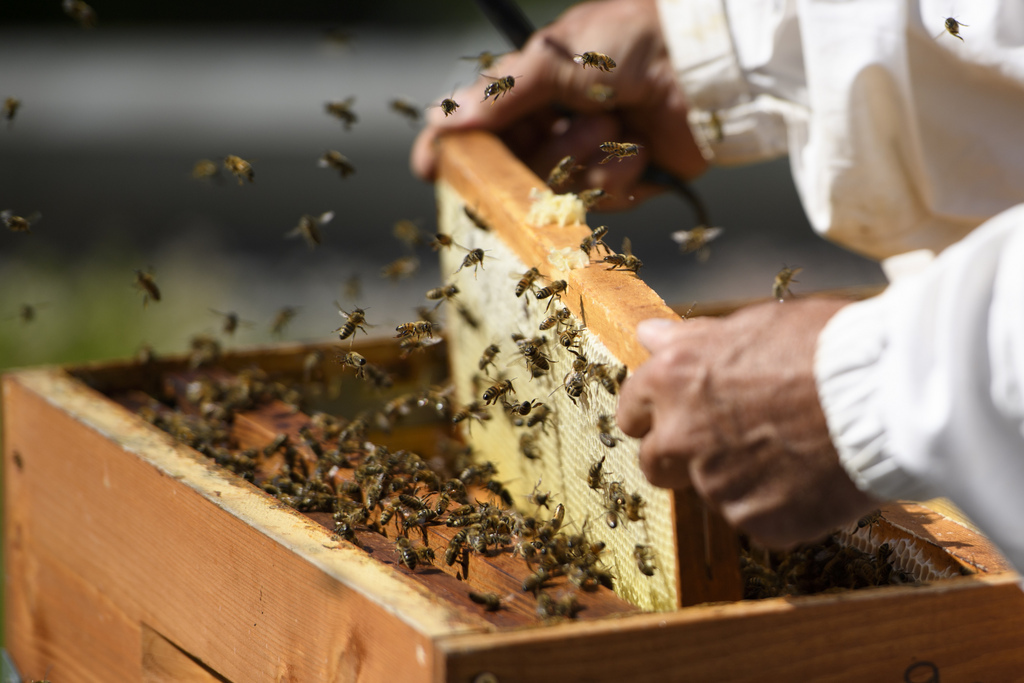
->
0;1;886;371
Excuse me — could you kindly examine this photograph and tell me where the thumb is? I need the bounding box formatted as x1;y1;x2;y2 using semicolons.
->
636;317;678;351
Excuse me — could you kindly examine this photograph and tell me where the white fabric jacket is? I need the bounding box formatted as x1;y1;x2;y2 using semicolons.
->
658;0;1024;568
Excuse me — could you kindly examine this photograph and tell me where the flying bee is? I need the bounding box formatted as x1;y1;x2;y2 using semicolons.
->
63;0;96;27
603;237;643;274
573;51;616;72
671;225;724;262
773;265;802;300
461;51;506;71
455;304;480;329
389;97;421;123
285;211;334;249
333;304;371;340
12;303;47;324
596;414;618;448
209;309;253;336
525;402;551;430
478;343;500;372
338;351;367;378
587;455;606;490
511;267;543;299
481;75;517;103
634;544;656;576
426;283;459;309
270;306;299;336
325;97;358;130
439;96;460;117
318;150;355;178
223;155;254;184
598;141;641;164
395;320;433;340
526;479;552;509
468;591;503;612
456;247;487;276
392;219;422;248
520;432;542;460
430;232;459;251
1;210;40;233
579;188;608;210
133;269;161;307
3;96;20;123
580;225;611;257
482;378;516;405
191;159;220;181
343;274;362;301
451;400;491;427
464;206;490;231
546;155;582;190
505;399;543;417
940;17;968;41
586;83;615;103
381;256;420;282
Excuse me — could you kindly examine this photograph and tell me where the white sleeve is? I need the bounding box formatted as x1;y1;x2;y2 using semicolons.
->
816;203;1024;570
656;0;1024;260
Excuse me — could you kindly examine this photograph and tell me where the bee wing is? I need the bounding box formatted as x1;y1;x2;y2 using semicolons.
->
621;236;632;256
318;211;335;225
317;155;331;168
669;229;691;245
0;210;11;222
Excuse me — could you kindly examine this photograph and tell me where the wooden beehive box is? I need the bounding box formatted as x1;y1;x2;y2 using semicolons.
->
5;131;1024;681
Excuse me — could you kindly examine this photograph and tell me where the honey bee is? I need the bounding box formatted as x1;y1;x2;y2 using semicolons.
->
338;351;367;378
941;17;968;41
586;83;615;103
580;225;610;257
209;309;253;336
302;349;323;383
525;403;551;430
598;142;641;164
1;210;40;233
223;155;254;184
12;303;47;324
603;237;643;274
426;283;459;308
634;544;656;576
133;269;161;306
573;51;616;72
392;219;422;248
333;304;371;341
578;188;608;210
546;155;582;190
451;400;491;428
478;343;500;372
773;265;802;300
188;334;221;369
587;455;606;490
63;0;96;27
325;97;358;130
191;159;220;181
671;225;724;262
461;51;506;71
270;306;299;336
534;279;567;303
437;95;461;117
381;256;420;282
560;353;590;407
708;111;725;143
318;150;355;178
520;432;542;460
394;537;434;570
505;399;543;417
464;206;490;231
596;415;618;448
468;591;503;612
539;307;572;331
389;97;421;123
456;247;487;276
285;211;334;249
455;304;480;330
515;336;554;377
625;493;646;522
481;75;517;103
395;320;433;340
511;267;542;298
343;274;362;301
430;233;458;250
2;96;20;123
526;479;552;509
482;378;516;405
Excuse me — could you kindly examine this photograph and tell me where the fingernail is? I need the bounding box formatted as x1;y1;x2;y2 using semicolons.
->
636;318;674;349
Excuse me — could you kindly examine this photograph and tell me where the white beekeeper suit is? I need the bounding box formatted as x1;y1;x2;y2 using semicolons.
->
657;0;1024;568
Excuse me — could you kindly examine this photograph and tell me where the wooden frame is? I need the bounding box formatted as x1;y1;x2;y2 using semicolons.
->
5;130;1024;680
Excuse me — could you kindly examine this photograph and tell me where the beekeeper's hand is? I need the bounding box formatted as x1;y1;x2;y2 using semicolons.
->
410;0;707;210
616;299;881;547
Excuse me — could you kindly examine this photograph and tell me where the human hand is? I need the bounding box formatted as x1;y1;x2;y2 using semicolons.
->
616;299;881;547
410;0;708;210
